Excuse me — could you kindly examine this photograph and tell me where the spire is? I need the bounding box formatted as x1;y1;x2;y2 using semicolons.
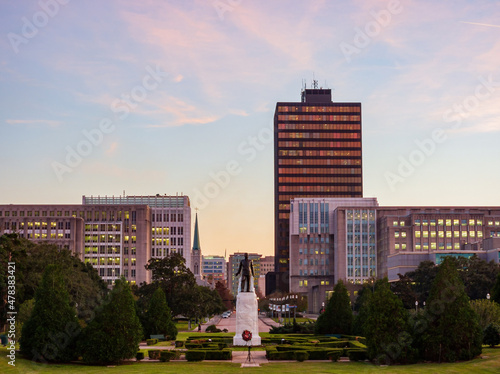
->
192;212;201;251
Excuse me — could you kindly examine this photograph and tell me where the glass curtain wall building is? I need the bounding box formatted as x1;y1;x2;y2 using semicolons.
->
274;87;363;292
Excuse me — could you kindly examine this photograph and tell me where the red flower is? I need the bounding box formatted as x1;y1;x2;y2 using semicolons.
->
242;330;252;342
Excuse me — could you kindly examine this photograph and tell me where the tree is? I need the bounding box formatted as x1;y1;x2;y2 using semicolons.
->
14;299;35;343
20;265;80;362
215;281;234;311
143;287;177;340
421;257;482;362
456;255;499;300
470;299;500;330
139;253;197;317
315;280;352;335
0;234;107;328
492;272;500;304
364;278;415;364
79;278;142;364
352;283;372;336
483;323;500;347
391;273;418;309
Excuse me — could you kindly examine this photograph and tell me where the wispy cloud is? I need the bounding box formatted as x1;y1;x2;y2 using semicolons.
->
6;119;62;127
461;21;500;28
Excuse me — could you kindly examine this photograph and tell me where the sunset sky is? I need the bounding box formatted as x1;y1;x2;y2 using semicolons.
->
1;0;499;258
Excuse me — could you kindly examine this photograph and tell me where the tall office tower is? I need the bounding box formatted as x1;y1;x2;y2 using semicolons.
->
273;86;363;292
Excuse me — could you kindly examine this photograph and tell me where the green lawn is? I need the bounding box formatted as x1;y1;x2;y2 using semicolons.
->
1;347;499;373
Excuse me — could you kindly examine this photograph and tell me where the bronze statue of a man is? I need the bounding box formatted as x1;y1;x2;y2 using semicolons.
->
235;253;254;292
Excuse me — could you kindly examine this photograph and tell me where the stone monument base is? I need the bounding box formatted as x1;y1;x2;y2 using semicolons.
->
233;292;261;346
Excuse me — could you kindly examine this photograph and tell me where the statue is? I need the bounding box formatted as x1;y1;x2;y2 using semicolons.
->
235;253;254;292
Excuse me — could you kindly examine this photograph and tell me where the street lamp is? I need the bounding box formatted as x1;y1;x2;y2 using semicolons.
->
415;300;418;312
487;293;491;300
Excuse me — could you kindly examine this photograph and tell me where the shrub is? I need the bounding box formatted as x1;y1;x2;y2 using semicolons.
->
204;349;232;360
483;323;500;347
160;351;177;362
136;352;144;361
146;339;158;346
185;350;206;362
327;349;343;362
148;350;161;360
347;349;368;361
295;351;309;362
266;347;277;359
175;340;184;348
315;280;353;335
185;343;203;349
268;350;296;360
205;324;222;333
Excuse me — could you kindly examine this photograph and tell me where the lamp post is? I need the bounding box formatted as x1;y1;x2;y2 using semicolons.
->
415;300;418;312
487;293;491;300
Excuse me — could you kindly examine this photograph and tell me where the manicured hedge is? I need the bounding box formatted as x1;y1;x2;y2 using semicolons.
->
174;340;184;347
316;341;349;348
327;349;343;362
186;350;206;361
295;351;309;362
146;339;158;345
148;350;161;360
136;352;144;361
160;351;177;362
204;349;232;360
348;340;367;349
268;350;297;360
347;349;368;362
201;343;222;350
185;343;203;349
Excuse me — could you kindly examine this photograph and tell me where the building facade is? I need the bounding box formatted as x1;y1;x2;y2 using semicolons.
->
274;87;363;292
228;252;262;296
202;255;226;284
0;194;192;285
288;198;500;312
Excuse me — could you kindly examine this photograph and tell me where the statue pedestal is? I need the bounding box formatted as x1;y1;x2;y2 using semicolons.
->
233;292;261;346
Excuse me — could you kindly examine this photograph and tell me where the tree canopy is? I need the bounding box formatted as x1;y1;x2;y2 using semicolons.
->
20;264;80;363
315;280;352;335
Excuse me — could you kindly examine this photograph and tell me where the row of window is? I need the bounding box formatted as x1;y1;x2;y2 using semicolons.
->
299;269;331;276
19;233;69;239
152;237;184;246
278;150;361;157
299;258;330;266
278;123;360;131
279;176;362;184
4;221;71;230
279;167;360;175
278;132;361;139
0;210;138;222
85;234;123;243
279;186;362;194
278;141;361;149
151;226;184;235
347;268;375;277
298;237;330;244
278;114;360;122
412;231;483;238
410;219;497;226
278;105;360;113
151;213;184;222
279;158;362;166
152;248;183;257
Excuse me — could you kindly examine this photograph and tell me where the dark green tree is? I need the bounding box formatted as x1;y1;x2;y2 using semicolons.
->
492;272;500;304
456;255;499;300
483;323;500;347
421;257;482;362
0;234;107;327
143;287;177;340
391;273;418;309
314;280;352;335
20;265;80;362
352;283;372;336
79;278;142;364
470;299;500;330
364;278;415;364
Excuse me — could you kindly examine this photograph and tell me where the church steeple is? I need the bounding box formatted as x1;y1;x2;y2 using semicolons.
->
192;212;201;251
191;211;202;279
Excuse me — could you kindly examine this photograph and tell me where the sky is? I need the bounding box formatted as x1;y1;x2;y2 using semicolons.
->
1;0;499;258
